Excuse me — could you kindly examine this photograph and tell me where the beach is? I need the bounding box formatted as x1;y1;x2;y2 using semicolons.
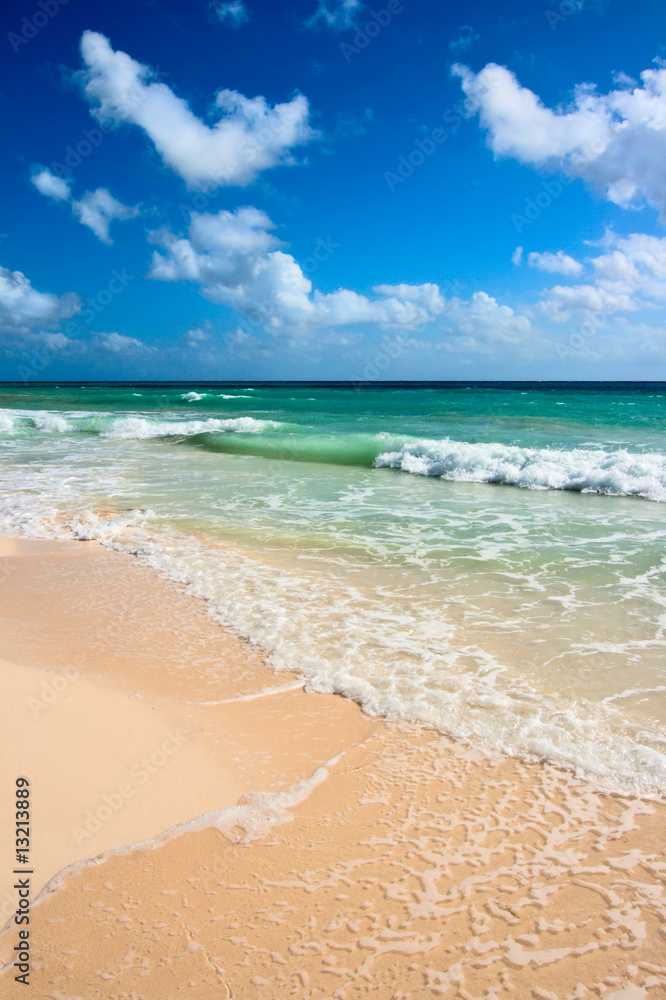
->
2;0;664;986
1;533;665;998
1;381;665;996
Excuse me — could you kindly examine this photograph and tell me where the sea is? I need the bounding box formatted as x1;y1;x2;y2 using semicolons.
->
1;381;665;796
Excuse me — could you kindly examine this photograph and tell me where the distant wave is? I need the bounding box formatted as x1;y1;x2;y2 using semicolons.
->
101;415;282;438
0;409;282;439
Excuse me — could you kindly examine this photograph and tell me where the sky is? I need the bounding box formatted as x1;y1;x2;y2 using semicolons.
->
0;0;664;382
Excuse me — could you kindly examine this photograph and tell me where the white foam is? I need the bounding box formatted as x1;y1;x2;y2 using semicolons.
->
101;415;281;439
0;409;73;434
181;391;208;401
31;413;72;433
79;521;665;800
32;750;344;908
68;508;156;541
375;438;666;501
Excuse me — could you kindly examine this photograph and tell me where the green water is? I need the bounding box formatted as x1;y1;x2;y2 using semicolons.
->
1;381;665;794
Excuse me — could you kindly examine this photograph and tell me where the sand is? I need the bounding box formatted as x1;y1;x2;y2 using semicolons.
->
0;536;664;998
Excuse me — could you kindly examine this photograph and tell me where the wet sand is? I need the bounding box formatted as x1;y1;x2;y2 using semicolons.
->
0;536;664;998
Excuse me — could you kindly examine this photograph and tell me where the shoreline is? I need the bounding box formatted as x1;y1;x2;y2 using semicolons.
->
1;535;665;997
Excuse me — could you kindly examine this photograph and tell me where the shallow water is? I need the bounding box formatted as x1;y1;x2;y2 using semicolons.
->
1;381;665;794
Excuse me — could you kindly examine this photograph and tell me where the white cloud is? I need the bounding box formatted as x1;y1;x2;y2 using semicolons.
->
527;250;584;276
306;0;363;31
185;324;212;348
441;291;532;344
511;246;523;266
540;283;635;321
30;167;139;244
148;207;446;335
594;233;666;287
77;31;315;190
72;188;140;243
99;332;153;353
0;265;80;336
537;232;666;320
210;1;250;26
39;331;73;351
31;169;71;201
591;233;666;310
452;59;666;217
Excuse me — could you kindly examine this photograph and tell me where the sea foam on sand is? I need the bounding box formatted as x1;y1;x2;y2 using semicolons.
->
0;536;665;998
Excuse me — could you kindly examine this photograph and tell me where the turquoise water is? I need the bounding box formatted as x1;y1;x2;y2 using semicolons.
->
1;382;665;794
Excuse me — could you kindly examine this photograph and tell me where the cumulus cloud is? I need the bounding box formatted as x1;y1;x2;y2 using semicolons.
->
452;59;666;217
540;283;635;321
72;188;140;243
538;232;666;320
210;0;250;26
77;31;315;189
527;250;584;276
441;291;532;344
185;325;212;348
511;246;524;266
99;332;153;353
31;168;71;202
31;167;139;244
148;207;445;334
0;265;80;336
306;0;363;31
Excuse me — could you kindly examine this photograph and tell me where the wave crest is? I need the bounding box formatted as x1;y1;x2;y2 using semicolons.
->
101;416;283;438
375;439;666;501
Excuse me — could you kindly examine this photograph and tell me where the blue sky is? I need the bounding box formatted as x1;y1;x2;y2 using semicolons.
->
0;0;664;380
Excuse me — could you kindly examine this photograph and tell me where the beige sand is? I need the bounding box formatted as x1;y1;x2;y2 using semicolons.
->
0;537;665;998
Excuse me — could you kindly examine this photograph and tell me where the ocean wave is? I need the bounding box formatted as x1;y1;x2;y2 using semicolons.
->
2;405;666;501
101;415;283;439
375;439;666;501
31;413;72;433
0;407;283;440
